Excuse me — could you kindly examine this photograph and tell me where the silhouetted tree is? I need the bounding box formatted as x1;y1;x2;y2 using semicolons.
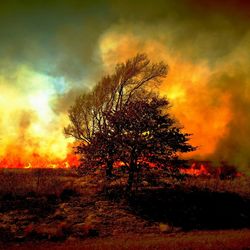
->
65;54;168;177
91;95;195;191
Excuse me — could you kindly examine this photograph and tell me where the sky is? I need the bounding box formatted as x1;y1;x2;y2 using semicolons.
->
0;0;250;172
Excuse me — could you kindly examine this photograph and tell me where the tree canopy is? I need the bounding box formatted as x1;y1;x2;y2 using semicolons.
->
65;54;167;143
65;54;195;190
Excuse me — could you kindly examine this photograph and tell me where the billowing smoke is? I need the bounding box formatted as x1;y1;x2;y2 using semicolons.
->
99;30;250;173
0;66;73;166
0;1;249;172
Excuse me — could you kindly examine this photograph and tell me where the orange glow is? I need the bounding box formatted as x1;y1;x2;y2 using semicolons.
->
180;163;210;176
98;32;233;160
0;33;238;168
0;144;79;168
0;66;80;168
0;153;79;169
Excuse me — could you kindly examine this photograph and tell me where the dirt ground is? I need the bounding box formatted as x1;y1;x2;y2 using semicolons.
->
3;229;250;250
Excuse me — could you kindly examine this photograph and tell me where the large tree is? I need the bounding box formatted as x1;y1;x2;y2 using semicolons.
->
89;95;195;191
66;54;195;190
65;54;168;176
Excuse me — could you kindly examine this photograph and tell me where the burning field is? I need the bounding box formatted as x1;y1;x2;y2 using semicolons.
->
0;0;250;249
0;1;250;174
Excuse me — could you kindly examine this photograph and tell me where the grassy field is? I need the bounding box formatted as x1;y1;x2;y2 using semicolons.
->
1;168;249;197
0;168;249;249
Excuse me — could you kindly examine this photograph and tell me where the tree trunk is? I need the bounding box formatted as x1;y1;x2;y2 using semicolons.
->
106;159;114;178
126;169;134;193
126;156;137;193
135;168;141;192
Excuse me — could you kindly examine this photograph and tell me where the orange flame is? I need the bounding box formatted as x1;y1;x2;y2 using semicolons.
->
0;144;79;169
180;162;211;176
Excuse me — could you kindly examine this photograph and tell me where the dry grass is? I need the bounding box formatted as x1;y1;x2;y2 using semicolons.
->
0;169;78;197
161;176;250;198
0;168;249;198
0;169;249;248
